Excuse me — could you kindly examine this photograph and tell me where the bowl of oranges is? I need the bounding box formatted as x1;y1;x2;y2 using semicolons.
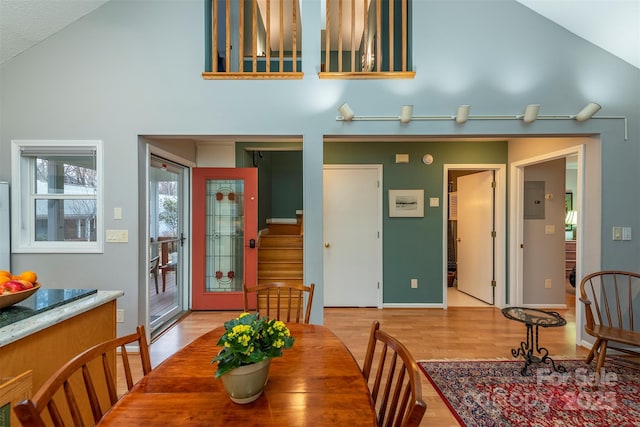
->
0;270;40;309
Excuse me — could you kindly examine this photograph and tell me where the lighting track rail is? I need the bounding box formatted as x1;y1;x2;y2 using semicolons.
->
336;102;628;140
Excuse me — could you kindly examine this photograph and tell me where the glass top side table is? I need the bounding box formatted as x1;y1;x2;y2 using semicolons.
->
501;307;567;375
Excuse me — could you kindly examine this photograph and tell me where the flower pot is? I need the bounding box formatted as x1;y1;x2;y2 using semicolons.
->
220;358;271;404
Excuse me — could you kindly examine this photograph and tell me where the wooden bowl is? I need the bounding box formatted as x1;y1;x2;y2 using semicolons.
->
0;284;40;310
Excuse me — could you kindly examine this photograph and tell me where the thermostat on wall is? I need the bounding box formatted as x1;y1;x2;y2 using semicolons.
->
422;154;434;165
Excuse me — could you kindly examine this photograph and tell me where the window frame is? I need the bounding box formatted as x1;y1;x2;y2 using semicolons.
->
11;140;104;253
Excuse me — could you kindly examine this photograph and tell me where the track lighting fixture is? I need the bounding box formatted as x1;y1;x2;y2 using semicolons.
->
523;104;540;123
338;103;354;121
575;102;601;122
334;101;624;139
455;105;470;124
400;105;413;123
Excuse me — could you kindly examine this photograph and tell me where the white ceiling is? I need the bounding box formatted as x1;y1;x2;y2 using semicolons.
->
516;0;640;69
0;0;638;68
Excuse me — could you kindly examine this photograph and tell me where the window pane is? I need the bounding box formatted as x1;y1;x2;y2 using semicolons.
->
34;199;97;242
34;156;97;195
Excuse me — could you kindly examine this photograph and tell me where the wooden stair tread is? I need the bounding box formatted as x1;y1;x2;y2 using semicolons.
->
257;214;303;286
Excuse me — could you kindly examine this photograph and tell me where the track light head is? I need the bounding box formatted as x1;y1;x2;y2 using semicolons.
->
523;104;540;123
400;105;413;124
338;103;355;121
575;102;601;122
455;105;470;124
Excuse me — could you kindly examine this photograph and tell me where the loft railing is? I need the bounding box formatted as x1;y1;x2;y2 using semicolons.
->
202;0;414;80
202;0;303;80
319;0;415;79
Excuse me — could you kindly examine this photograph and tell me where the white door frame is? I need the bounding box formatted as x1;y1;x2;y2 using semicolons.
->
143;144;194;338
443;164;507;309
323;164;383;308
509;145;585;344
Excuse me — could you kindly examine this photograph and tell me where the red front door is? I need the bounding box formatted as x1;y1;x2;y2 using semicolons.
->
192;168;258;310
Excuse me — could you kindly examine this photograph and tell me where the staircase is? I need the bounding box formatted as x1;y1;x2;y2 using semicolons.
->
257;212;303;286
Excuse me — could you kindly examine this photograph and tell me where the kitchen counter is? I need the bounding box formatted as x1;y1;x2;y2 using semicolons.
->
0;289;122;347
0;289;123;393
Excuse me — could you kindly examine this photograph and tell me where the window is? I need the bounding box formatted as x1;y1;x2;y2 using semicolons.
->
11;140;103;253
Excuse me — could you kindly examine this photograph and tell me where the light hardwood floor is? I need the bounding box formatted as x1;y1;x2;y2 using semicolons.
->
136;297;587;427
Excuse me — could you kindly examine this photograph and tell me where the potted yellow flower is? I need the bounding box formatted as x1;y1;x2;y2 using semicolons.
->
212;312;294;403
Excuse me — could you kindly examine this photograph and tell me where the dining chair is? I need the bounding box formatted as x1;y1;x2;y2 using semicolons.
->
362;320;427;427
579;270;640;382
149;255;160;294
243;282;315;324
1;370;32;427
14;325;152;427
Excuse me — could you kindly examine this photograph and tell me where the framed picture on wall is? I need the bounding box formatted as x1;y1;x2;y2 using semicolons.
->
389;189;424;217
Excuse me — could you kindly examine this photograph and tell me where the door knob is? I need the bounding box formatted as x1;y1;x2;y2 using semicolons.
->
324;242;330;248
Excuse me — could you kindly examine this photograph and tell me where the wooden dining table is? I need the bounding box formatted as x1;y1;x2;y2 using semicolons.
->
98;323;377;426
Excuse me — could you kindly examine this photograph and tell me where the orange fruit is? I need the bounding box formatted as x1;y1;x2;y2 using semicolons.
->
0;276;11;285
0;270;11;277
19;271;38;284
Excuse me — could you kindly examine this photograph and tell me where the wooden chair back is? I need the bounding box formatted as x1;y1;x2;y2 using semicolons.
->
580;270;640;335
362;321;426;427
150;256;160;293
1;370;32;427
243;282;315;324
14;325;152;427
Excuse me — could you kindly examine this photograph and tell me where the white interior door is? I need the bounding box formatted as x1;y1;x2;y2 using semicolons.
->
457;170;495;304
323;165;381;307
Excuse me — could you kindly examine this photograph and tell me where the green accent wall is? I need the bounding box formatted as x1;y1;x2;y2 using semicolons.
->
236;142;303;231
325;140;507;304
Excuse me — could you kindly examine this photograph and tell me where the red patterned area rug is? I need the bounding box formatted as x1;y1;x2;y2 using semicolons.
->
419;358;640;427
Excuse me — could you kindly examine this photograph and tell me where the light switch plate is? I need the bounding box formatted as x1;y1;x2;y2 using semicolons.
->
544;225;555;234
106;229;128;243
622;227;632;241
114;207;122;220
429;197;439;207
613;226;622;241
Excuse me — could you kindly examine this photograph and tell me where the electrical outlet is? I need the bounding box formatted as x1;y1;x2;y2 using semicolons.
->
116;309;124;323
411;279;418;289
544;279;552;289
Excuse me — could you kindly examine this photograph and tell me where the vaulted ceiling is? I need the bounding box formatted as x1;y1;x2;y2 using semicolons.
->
0;0;638;69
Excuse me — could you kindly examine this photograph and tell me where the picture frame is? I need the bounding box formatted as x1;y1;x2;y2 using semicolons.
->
389;189;424;217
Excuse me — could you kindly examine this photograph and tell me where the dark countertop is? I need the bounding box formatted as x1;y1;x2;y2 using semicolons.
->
0;288;97;328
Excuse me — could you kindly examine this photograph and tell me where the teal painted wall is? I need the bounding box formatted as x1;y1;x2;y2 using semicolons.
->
325;140;508;303
236;143;303;230
270;151;303;218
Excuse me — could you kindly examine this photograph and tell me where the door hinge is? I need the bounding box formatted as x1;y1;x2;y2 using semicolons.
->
491;230;496;238
377;282;380;289
491;181;496;188
491;280;497;287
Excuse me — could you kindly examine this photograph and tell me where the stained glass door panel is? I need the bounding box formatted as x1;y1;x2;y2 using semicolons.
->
192;168;257;309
